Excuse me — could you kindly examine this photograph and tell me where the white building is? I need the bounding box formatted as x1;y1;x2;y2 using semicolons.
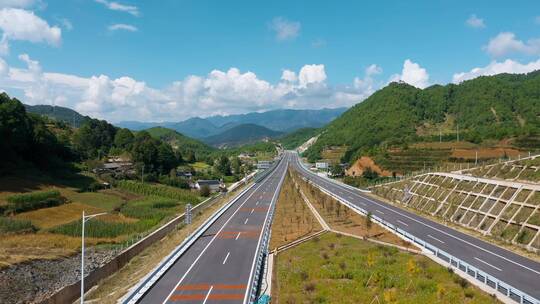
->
315;162;329;170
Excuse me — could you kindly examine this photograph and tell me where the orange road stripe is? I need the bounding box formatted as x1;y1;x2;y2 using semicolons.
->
213;284;246;290
208;294;244;300
176;284;210;290
170;294;206;300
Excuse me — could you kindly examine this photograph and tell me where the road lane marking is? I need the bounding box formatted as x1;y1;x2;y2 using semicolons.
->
397;220;409;227
244;218;249;225
202;285;213;304
295;157;540;276
255;201;259;205
222;252;230;265
235;232;241;240
475;257;502;271
375;210;384;215
427;234;445;244
251;208;254;214
160;163;283;304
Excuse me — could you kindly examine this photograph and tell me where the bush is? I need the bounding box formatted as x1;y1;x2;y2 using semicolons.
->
199;185;211;197
159;175;190;189
0;217;36;233
5;190;65;214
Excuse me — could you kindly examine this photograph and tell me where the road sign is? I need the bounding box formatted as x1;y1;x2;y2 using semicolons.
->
185;204;192;225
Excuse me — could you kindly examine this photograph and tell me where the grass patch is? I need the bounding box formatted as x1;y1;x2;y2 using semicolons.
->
4;190;65;214
63;191;124;211
0;217;35;233
15;202;104;229
274;233;498;304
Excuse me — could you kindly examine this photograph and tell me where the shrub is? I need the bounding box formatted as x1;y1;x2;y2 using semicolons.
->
0;217;36;233
199;185;211;197
5;190;65;214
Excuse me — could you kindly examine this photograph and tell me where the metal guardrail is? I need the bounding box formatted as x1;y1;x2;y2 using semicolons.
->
298;160;540;304
246;156;286;304
121;183;257;304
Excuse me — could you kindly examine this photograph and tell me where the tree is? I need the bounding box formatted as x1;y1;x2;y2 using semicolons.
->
214;155;232;176
73;119;116;159
362;167;379;180
231;157;241;174
185;151;196;163
365;211;373;236
330;163;344;177
156;142;178;174
131;131;159;170
200;185;211;197
114;128;134;150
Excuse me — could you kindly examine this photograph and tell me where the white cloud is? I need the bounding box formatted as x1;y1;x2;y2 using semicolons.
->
0;56;383;122
108;23;137;32
269;17;300;41
298;64;326;87
0;8;61;54
95;0;139;17
452;59;540;83
58;18;72;31
466;14;485;28
281;69;297;82
0;0;40;8
484;32;540;57
389;59;430;88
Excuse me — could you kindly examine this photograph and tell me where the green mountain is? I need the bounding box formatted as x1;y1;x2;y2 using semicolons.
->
203;123;283;148
278;127;320;150
24;104;90;127
145;127;214;160
305;71;540;162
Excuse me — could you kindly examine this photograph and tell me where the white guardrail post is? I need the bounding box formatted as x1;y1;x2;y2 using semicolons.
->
296;155;539;304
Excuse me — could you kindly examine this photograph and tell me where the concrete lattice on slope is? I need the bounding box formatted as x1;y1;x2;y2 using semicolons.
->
372;163;540;253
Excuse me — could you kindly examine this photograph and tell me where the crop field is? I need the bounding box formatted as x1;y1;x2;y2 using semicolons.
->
320;146;348;163
273;233;498;304
464;156;540;183
270;170;322;249
0;170;202;267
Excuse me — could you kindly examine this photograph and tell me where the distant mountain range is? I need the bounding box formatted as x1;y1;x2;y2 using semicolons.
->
24;104;91;127
117;108;347;139
202;123;283;148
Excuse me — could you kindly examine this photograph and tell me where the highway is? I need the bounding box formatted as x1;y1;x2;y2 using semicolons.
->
130;153;289;304
289;151;540;303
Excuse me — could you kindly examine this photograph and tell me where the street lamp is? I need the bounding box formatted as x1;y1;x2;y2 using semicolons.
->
81;210;107;304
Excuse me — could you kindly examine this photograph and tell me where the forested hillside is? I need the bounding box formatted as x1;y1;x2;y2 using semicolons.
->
145;127;215;162
203;123;283;148
278;127;320;150
25;104;91;127
305;71;540;163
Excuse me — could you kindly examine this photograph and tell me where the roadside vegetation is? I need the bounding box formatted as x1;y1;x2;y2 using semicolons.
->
270;169;322;249
274;233;499;304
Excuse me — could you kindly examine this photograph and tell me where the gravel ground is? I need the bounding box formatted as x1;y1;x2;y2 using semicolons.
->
0;248;118;304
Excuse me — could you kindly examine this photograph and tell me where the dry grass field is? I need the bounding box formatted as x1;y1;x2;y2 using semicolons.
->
269;170;322;249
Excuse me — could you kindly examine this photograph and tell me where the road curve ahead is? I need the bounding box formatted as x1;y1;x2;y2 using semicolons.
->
133;153;289;304
290;151;540;303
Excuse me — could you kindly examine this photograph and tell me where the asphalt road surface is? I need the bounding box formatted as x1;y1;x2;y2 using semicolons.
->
290;151;540;302
134;153;289;304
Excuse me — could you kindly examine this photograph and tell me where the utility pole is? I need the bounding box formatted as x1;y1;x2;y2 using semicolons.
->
475;151;478;166
81;211;107;304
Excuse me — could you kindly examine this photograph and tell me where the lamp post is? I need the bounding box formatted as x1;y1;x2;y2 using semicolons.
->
81;210;107;304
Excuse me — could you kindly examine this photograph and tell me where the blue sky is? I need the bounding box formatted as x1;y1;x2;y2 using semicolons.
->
0;0;539;122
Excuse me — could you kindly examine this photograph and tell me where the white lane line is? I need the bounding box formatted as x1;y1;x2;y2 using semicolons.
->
160;165;278;304
242;158;288;304
255;201;259;206
251;208;254;214
360;202;366;206
375;210;384;215
202;285;214;304
397;220;409;227
475;257;502;272
244;218;249;225
427;234;445;244
222;252;230;265
297;158;540;276
349;195;354;199
235;232;241;240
